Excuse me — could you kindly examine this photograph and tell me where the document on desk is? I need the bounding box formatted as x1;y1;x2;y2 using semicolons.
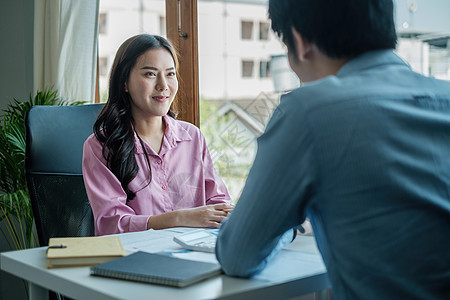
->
118;229;179;253
165;249;219;264
117;228;221;264
118;228;213;253
254;249;326;283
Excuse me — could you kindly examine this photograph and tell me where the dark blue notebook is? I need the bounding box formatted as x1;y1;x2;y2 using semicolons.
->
90;251;222;287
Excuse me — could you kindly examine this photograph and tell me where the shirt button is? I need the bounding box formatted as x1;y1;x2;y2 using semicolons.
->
157;159;162;164
162;185;167;190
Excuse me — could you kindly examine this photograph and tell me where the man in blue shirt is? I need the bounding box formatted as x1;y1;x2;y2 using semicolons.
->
215;0;450;299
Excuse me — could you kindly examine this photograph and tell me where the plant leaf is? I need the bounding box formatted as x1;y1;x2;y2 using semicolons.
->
0;87;83;251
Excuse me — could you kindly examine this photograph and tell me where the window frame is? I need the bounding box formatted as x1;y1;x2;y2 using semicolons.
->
166;0;199;126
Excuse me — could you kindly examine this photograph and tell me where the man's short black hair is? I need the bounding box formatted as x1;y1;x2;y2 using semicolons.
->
269;0;397;59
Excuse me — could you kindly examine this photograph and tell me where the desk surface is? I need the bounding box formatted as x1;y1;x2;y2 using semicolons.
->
0;230;329;300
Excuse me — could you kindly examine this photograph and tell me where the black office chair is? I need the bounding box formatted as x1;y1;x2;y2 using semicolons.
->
25;104;104;247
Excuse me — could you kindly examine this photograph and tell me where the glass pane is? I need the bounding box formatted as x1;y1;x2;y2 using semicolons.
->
241;21;253;40
394;0;450;80
98;0;166;102
259;60;270;78
259;21;270;40
198;2;297;202
241;60;254;78
199;1;450;203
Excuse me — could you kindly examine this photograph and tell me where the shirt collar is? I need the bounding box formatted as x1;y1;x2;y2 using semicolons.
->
162;114;192;148
134;114;193;155
337;50;409;78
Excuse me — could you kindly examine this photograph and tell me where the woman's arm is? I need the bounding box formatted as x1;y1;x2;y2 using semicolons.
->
147;127;234;229
83;135;150;235
146;203;231;229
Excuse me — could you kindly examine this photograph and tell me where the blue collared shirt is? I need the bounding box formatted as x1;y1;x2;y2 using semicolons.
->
216;50;450;299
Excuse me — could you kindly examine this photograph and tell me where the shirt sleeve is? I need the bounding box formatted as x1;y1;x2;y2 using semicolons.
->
215;95;316;277
82;135;150;236
200;132;233;205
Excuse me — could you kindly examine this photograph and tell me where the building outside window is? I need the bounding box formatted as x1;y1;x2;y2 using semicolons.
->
241;20;253;40
98;57;108;76
259;60;270;78
242;60;254;78
159;15;166;37
99;13;107;34
259;21;270;40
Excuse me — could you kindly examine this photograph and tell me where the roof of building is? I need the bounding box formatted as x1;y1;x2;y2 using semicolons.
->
212;92;281;135
398;30;450;49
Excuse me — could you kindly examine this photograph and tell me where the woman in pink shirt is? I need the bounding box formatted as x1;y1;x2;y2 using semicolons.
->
83;34;232;236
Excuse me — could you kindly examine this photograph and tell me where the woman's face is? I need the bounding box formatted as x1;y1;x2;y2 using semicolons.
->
126;48;178;121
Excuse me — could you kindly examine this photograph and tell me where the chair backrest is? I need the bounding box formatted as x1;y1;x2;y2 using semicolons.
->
25;104;104;246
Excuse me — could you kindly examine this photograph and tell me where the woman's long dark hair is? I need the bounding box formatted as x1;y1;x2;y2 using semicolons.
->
94;34;179;200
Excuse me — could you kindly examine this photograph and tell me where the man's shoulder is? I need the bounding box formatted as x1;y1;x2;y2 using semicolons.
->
283;68;450;111
280;76;347;110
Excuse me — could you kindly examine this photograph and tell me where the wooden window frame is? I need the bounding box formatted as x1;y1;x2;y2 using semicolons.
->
166;0;199;127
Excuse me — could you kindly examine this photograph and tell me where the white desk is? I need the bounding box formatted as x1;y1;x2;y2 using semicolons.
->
0;229;330;300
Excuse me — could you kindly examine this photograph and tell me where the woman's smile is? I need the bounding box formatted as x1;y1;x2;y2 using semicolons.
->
152;95;169;103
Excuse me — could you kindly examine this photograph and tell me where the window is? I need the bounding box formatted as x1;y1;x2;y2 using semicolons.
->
99;13;107;34
242;60;254;78
98;57;108;76
241;21;253;40
199;3;285;201
159;16;166;37
259;60;270;78
259;21;270;40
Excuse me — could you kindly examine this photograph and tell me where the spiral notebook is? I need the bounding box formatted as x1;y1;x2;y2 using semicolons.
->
90;251;222;288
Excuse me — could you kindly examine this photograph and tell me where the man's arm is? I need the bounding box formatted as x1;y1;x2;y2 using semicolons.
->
215;96;317;277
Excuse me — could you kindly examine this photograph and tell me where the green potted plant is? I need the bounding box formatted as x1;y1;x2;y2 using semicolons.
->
0;88;83;251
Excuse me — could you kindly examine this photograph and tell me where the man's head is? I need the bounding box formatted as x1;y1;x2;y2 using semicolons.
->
268;0;397;81
269;0;397;59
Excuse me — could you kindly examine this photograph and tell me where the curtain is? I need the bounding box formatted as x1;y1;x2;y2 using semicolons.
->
34;0;99;103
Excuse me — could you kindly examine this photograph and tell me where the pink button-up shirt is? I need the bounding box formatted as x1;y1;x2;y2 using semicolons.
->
82;115;231;236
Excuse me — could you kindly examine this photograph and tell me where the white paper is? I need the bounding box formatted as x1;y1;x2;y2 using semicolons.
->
118;227;218;255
